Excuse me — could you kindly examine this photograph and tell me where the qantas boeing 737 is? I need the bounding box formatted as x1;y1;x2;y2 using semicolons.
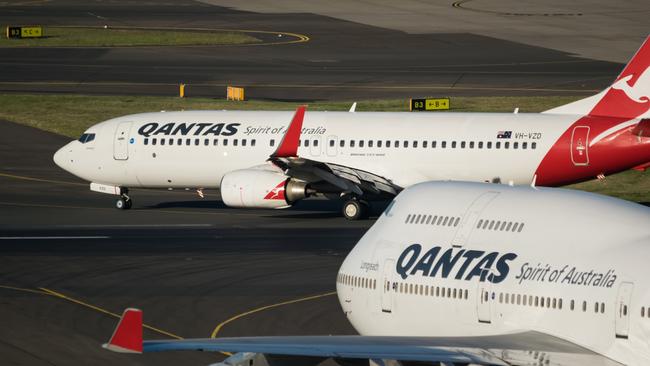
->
54;36;650;219
104;181;650;365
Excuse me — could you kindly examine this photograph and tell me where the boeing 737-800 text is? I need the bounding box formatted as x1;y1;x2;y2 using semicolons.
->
54;36;650;219
104;181;650;365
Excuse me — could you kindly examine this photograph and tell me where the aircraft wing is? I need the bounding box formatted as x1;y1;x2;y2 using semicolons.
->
268;106;401;199
104;309;621;366
270;156;401;197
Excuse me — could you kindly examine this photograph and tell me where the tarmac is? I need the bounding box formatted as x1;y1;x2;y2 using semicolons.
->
0;0;647;365
0;119;365;366
0;0;631;100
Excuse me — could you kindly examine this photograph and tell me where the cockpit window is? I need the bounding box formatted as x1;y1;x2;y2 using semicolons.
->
78;133;96;143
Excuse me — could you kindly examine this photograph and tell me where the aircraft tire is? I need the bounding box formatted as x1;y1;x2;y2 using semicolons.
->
342;199;369;220
115;197;131;210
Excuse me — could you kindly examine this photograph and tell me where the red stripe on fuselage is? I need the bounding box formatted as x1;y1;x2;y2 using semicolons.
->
535;116;650;186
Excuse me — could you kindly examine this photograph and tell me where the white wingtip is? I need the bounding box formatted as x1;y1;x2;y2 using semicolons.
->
349;102;357;113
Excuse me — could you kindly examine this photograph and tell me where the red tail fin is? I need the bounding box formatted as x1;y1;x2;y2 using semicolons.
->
103;308;143;354
544;36;650;119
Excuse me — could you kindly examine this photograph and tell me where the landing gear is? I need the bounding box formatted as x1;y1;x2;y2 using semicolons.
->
115;189;132;210
342;198;369;220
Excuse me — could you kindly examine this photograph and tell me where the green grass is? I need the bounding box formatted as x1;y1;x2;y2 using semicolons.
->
0;27;260;47
1;92;648;202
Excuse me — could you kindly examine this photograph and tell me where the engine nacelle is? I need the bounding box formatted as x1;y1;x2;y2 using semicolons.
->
220;167;308;209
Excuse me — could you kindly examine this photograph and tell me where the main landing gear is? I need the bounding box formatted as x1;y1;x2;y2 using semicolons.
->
342;197;370;220
115;189;132;210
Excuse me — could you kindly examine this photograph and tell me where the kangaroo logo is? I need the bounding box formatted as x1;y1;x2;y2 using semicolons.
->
264;181;286;200
610;68;650;104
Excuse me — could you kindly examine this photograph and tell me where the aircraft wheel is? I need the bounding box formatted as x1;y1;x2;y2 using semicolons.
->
342;199;369;220
115;197;131;210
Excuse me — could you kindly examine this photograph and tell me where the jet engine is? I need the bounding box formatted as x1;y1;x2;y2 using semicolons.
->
220;168;309;209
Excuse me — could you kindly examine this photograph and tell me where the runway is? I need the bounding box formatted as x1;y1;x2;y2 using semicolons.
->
0;120;367;366
0;0;626;100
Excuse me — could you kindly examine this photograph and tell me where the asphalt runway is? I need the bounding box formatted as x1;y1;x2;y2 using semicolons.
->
0;120;370;366
0;0;627;100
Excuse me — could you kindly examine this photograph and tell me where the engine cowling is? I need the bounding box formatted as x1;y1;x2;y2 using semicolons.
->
220;168;308;209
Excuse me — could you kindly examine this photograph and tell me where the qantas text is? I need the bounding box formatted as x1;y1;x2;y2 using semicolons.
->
138;122;240;137
396;244;517;284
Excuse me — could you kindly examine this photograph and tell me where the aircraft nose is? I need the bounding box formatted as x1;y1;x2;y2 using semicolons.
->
53;144;72;170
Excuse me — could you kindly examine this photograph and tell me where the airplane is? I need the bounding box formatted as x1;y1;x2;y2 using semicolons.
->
53;36;650;220
103;181;650;365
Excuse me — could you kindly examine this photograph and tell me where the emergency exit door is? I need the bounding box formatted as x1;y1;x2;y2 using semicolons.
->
113;122;132;160
571;126;590;166
615;282;634;339
381;258;395;313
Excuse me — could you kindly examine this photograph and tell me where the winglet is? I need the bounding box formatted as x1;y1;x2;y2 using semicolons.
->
270;105;306;158
102;308;143;354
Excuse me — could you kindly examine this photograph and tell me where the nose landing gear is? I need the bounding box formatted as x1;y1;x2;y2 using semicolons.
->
115;189;132;210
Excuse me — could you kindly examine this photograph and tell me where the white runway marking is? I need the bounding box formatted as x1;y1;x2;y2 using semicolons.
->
0;236;110;240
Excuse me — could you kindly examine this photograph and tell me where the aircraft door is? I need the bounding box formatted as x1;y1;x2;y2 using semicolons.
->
452;191;499;247
615;282;634;339
113;121;132;160
477;281;492;324
326;135;338;157
570;126;590;166
381;258;395;313
310;136;322;157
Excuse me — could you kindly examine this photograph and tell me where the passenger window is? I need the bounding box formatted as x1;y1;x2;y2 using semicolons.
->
413;141;418;148
504;141;510;149
386;140;391;148
452;141;457;148
368;140;373;148
377;140;383;148
177;138;182;146
350;140;356;148
432;141;437;148
506;222;513;231
144;138;149;145
423;141;428;148
496;142;501;149
340;140;345;147
330;140;335;147
359;140;364;148
313;139;318;147
223;139;228;146
252;139;256;146
532;142;537;149
469;141;475;149
405;214;411;223
453;217;460;226
152;138;157;145
441;141;446;148
204;138;210;146
461;141;466;148
213;139;218;146
195;138;200;146
304;140;310;147
169;139;174;146
518;223;525;232
513;142;518;149
234;139;239;146
160;139;165;146
242;139;247;146
511;223;518;232
522;142;528;149
477;219;483;228
270;139;275;147
478;141;483;149
186;138;191;146
395;140;400;148
487;141;492;149
404;141;409;148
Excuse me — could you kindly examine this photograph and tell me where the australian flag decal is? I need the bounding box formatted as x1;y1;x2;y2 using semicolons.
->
497;131;512;139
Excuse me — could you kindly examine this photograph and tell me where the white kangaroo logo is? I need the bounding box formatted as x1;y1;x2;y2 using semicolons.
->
610;67;650;103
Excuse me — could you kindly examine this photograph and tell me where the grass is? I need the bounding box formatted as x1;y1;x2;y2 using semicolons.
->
0;27;260;47
0;92;648;202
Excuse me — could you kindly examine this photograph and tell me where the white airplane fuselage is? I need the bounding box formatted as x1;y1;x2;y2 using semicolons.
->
53;110;650;190
337;182;650;365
